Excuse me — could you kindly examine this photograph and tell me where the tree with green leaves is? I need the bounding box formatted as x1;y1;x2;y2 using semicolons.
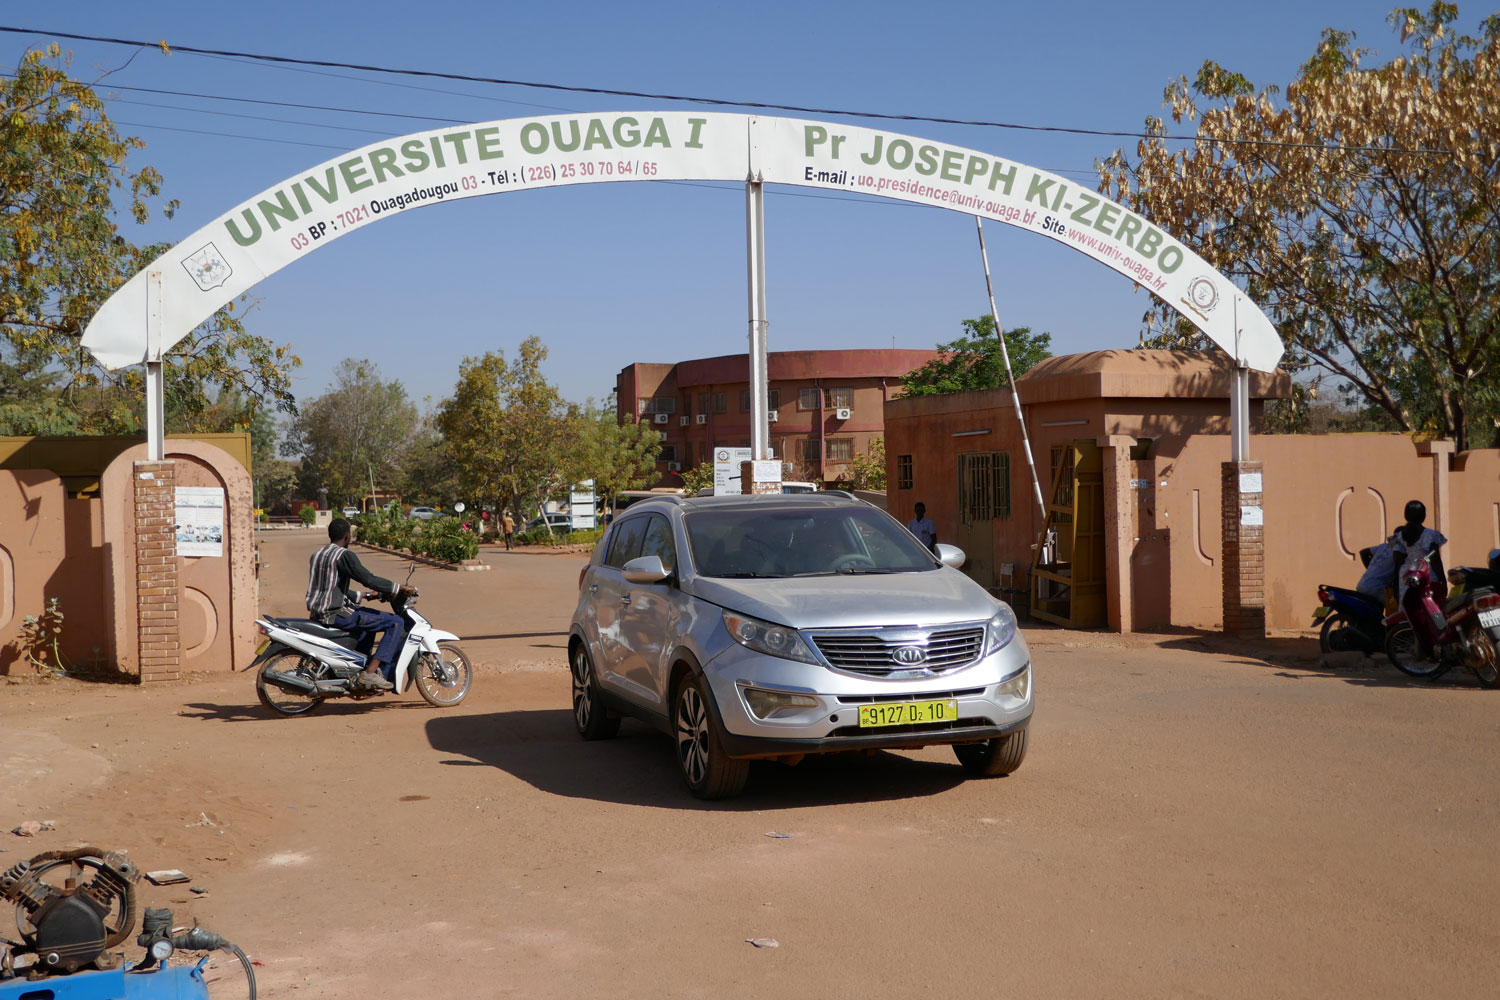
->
899;318;1052;397
1101;4;1500;449
0;45;299;437
570;395;662;510
843;437;887;490
282;359;417;504
437;337;579;535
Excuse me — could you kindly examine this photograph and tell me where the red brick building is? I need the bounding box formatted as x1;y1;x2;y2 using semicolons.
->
616;349;941;484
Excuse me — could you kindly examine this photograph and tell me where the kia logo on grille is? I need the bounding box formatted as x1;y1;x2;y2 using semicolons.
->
892;645;928;665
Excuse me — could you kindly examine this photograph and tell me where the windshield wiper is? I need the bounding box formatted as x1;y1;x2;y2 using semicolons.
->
715;571;779;578
835;567;901;575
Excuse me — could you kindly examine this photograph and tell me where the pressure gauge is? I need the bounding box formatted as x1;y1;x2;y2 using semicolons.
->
151;939;175;962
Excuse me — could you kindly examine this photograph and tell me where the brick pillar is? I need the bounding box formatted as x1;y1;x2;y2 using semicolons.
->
133;461;181;682
1221;461;1265;638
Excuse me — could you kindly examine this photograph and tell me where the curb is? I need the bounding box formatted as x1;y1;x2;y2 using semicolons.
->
354;541;490;572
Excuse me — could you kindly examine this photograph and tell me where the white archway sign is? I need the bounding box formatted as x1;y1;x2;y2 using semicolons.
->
82;111;1283;462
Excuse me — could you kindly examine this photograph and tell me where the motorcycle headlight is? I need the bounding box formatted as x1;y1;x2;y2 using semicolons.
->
722;611;821;664
985;604;1018;655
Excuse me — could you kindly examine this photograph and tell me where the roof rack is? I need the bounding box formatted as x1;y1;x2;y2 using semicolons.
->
814;489;858;500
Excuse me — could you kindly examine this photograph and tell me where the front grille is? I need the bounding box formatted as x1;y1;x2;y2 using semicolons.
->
810;625;986;676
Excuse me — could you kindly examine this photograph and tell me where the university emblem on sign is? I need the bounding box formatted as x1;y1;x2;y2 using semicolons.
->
182;243;232;291
892;645;927;665
1184;276;1219;318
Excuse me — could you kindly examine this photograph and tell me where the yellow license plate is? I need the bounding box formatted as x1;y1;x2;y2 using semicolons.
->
255;639;270;656
858;699;958;728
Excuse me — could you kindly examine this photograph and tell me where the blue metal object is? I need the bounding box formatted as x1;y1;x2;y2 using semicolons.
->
0;963;208;1000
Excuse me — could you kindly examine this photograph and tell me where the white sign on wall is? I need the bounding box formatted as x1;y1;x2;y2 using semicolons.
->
174;487;225;558
569;480;597;531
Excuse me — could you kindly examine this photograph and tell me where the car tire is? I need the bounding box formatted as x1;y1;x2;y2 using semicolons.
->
571;643;620;740
953;729;1028;777
673;673;749;799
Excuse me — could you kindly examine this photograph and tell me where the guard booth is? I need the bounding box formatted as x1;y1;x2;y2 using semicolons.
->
1030;440;1105;627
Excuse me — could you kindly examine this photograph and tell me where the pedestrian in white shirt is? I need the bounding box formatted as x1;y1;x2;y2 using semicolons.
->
908;502;938;553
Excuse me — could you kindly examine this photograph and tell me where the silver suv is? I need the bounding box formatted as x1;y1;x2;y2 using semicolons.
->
568;493;1033;798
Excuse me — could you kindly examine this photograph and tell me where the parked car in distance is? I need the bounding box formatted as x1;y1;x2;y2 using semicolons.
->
409;506;440;520
341;507;360;518
568;492;1032;799
781;481;817;494
526;512;573;532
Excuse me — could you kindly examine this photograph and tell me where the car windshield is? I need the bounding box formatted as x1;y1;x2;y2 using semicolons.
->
685;505;937;578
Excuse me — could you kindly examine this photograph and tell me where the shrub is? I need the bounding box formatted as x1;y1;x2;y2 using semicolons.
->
418;516;480;562
355;504;413;550
515;526;604;548
297;505;317;526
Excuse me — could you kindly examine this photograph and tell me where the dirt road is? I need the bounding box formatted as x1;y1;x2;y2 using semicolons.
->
4;530;1498;998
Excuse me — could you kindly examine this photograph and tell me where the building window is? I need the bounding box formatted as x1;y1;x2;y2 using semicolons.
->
958;452;1011;520
659;445;677;463
638;397;654;415
802;438;820;462
828;387;853;409
697;392;708;415
654;396;675;414
826;438;853;462
740;389;781;412
798;387;821;411
897;455;913;490
710;392;727;414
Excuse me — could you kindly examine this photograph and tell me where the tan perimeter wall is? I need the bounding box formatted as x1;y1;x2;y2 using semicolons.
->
1;437;256;677
1158;434;1496;630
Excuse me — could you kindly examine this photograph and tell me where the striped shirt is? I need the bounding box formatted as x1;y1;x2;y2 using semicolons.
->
305;544;395;623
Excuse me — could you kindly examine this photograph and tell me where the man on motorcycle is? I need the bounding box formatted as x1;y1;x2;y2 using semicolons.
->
305;518;415;691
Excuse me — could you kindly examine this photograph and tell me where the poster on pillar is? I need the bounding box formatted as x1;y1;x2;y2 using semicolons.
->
174;487;225;557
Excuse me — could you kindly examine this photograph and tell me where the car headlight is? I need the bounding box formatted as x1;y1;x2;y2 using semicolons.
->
985;604;1018;654
722;611;821;664
996;662;1031;701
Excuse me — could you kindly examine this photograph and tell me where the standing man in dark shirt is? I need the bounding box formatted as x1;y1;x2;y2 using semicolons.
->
305;518;416;691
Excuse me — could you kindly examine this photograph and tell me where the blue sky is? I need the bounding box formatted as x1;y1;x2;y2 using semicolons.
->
4;1;1456;410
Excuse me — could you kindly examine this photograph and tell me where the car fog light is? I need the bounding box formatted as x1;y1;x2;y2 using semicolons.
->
744;688;819;719
996;663;1031;701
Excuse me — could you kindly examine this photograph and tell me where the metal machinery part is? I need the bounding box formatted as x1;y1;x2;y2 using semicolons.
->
0;849;255;998
0;848;139;974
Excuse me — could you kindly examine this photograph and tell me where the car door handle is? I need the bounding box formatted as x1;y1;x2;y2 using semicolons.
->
620;595;631;605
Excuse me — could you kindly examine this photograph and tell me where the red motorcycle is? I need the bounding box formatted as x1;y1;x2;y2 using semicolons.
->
1383;552;1500;687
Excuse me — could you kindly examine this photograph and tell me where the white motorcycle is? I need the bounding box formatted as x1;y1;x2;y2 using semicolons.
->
250;580;472;716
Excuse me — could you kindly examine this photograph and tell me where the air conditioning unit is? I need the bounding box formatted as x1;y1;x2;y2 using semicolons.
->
695;414;708;425
667;461;682;471
767;410;779;422
653;413;669;424
679;415;690;426
835;407;852;420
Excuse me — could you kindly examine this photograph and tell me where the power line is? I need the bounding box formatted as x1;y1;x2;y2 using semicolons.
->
0;25;1450;155
0;71;468;124
111;119;354;150
109;96;399;137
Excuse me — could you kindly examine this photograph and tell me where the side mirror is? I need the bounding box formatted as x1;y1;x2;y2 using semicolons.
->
934;543;966;569
622;555;672;585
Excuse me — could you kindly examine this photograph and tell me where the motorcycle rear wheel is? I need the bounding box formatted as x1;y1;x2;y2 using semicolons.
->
1384;623;1450;681
1318;612;1368;663
415;643;472;707
1469;629;1499;689
256;652;325;716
